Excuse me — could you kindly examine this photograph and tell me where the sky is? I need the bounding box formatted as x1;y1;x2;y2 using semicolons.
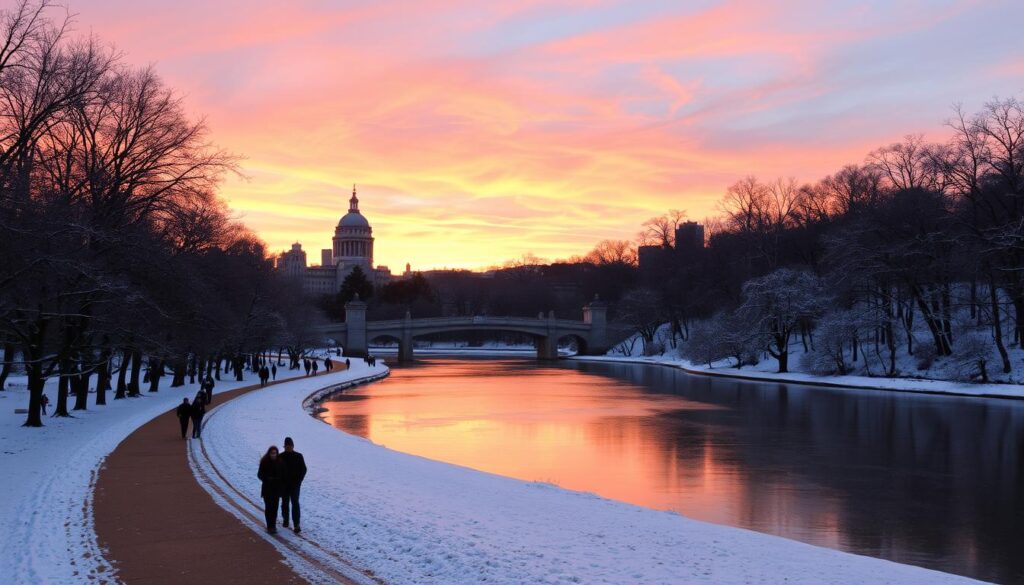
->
72;0;1024;270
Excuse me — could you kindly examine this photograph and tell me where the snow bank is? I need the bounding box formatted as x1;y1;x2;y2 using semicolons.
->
574;353;1024;400
197;362;977;584
0;366;303;584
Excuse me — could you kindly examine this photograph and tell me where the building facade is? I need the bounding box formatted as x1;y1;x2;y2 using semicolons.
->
276;186;391;295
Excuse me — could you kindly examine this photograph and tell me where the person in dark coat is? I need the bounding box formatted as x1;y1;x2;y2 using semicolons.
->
202;376;215;404
279;436;307;532
311;360;319;375
324;357;332;372
271;364;277;380
40;393;50;415
257;445;285;534
345;358;350;370
259;366;270;387
176;398;191;439
303;359;311;376
190;397;206;438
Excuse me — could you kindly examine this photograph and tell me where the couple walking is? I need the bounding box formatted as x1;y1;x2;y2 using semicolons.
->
257;437;307;534
175;396;206;439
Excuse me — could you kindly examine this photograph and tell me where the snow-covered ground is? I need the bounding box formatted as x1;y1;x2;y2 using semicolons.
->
198;362;978;584
0;365;303;584
605;318;1024;399
573;353;1024;399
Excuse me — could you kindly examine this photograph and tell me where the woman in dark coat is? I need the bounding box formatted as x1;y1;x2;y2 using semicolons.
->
257;446;285;533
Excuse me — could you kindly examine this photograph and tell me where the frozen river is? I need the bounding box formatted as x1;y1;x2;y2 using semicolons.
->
322;357;1024;582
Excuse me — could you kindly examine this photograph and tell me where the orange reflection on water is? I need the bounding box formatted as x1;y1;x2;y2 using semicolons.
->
321;360;755;523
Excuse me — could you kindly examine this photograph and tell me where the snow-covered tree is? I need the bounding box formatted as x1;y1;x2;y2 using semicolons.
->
738;268;827;373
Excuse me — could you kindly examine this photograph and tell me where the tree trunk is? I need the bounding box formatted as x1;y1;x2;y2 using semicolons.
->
0;342;14;391
55;359;71;417
115;349;130;399
990;276;1012;374
73;363;90;411
25;363;45;427
170;356;186;387
148;357;163;392
22;330;47;427
128;349;143;396
96;348;111;406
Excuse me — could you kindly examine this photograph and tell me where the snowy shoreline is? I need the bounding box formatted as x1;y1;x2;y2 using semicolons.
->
196;361;978;584
569;354;1024;400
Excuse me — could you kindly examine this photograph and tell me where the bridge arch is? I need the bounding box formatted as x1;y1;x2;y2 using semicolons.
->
322;299;611;363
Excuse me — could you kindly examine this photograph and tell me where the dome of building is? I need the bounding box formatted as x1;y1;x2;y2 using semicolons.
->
338;211;369;228
337;186;371;229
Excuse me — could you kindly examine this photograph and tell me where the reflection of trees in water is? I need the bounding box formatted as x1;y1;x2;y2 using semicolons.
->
572;361;1024;583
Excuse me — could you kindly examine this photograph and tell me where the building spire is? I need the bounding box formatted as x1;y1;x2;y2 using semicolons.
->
349;184;359;213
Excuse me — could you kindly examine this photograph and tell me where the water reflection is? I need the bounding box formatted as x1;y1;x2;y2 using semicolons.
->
321;358;1024;582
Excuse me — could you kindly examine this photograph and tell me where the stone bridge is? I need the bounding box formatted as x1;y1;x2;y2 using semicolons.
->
318;298;612;362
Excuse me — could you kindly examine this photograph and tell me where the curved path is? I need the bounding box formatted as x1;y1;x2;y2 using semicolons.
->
94;368;354;585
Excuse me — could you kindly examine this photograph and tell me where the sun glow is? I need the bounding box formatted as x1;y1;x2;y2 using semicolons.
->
76;0;1024;269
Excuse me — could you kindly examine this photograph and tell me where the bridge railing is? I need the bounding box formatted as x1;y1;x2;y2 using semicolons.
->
361;316;591;329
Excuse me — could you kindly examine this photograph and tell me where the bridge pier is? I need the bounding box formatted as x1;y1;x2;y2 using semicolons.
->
342;297;368;357
536;336;559;360
398;311;414;363
581;297;609;355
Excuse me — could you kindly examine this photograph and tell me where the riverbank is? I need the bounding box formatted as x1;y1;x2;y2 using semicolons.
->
570;354;1024;400
198;360;977;584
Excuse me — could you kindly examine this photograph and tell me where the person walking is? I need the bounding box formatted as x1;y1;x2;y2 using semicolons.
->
271;364;277;380
311;360;319;375
257;446;285;534
324;357;332;372
345;358;350;370
190;396;206;439
202;376;216;405
279;437;307;533
40;392;50;415
258;366;269;387
176;398;191;439
303;359;311;376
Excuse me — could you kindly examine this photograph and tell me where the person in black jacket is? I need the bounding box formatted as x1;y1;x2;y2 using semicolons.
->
257;446;284;533
202;376;215;404
190;397;206;438
279;436;307;533
176;398;191;439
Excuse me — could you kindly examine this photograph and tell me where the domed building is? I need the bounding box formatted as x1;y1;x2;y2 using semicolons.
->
276;186;392;295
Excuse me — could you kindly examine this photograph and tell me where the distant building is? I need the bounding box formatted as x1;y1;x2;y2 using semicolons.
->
638;221;705;274
675;221;705;257
276;186;392;295
637;245;667;271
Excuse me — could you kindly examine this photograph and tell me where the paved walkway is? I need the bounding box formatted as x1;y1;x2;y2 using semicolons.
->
94;369;344;584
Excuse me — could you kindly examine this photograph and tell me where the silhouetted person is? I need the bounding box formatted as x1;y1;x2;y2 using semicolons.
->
324;357;332;372
40;393;49;415
279;437;307;533
345;358;350;369
190;397;206;438
257;445;284;534
259;366;270;387
271;364;277;380
303;359;311;376
176;398;191;439
311;360;319;375
202;376;215;404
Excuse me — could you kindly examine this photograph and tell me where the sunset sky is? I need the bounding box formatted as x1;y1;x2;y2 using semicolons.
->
75;0;1024;270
